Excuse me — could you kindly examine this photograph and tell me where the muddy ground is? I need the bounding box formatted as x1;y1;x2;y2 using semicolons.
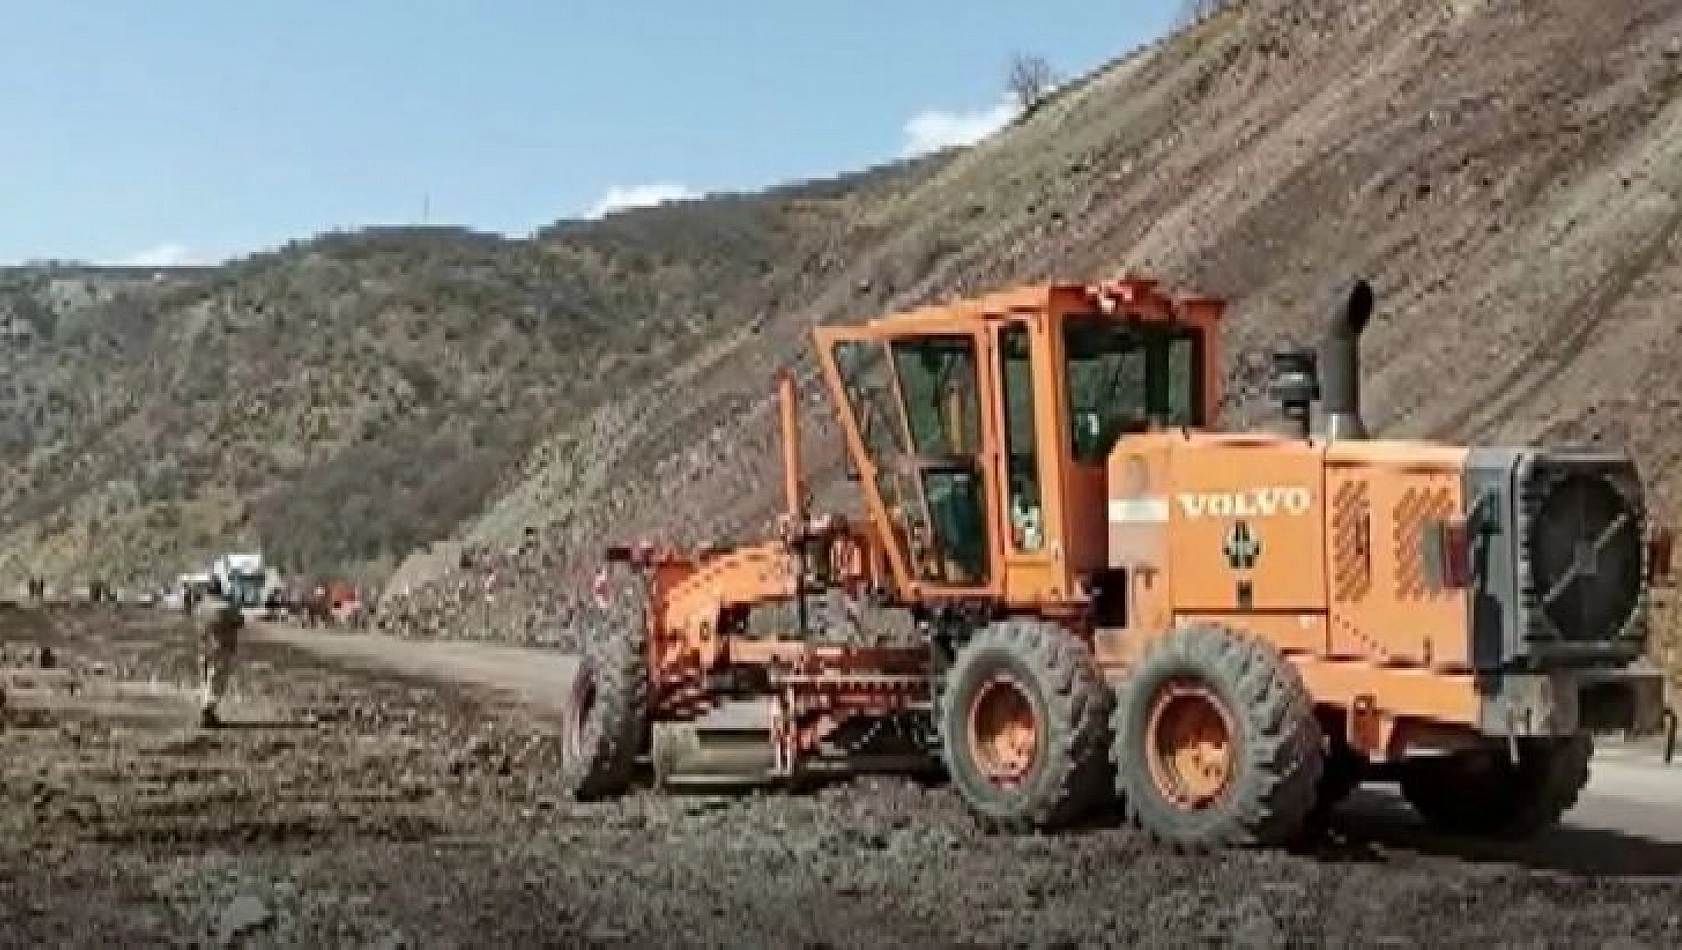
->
2;607;1680;949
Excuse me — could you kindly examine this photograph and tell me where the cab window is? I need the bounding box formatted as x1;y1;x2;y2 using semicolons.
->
890;335;989;584
891;336;981;456
831;335;992;587
999;324;1043;553
1063;315;1202;463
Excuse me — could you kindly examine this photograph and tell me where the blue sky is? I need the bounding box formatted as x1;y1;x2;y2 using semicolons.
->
0;1;1180;266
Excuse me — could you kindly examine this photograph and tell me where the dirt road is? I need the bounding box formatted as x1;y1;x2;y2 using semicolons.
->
4;607;1682;948
1565;749;1682;848
251;623;578;713
254;622;1682;844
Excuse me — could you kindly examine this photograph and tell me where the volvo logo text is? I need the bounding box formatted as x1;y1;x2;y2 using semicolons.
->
1177;487;1312;519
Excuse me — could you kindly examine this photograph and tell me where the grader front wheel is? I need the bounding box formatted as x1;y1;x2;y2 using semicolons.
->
937;619;1114;833
557;563;651;801
968;676;1040;788
1111;624;1324;850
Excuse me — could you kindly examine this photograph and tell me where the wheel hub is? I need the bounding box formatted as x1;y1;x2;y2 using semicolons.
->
1146;681;1236;809
967;675;1039;788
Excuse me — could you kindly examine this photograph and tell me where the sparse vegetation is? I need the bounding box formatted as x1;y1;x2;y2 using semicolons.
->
1005;53;1060;111
0;157;952;588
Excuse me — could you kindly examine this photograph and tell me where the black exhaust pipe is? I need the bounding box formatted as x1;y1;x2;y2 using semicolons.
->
1319;279;1374;441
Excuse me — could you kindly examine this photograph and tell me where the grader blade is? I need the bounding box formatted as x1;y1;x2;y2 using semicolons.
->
651;700;780;789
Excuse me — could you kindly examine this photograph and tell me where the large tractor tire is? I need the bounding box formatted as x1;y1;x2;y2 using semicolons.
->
558;562;651;801
1308;740;1367;825
1111;623;1324;850
937;618;1114;833
1397;734;1592;838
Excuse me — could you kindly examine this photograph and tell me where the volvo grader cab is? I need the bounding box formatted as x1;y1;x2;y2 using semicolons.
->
560;277;1671;850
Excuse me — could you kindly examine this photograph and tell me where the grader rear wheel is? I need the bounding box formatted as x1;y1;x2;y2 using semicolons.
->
1143;681;1239;810
1112;623;1324;850
938;618;1113;833
1398;734;1593;838
558;562;650;801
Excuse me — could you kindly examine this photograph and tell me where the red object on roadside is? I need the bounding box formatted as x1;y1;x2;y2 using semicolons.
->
591;565;611;610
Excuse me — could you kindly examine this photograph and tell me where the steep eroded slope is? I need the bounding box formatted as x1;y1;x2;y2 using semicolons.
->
382;0;1682;692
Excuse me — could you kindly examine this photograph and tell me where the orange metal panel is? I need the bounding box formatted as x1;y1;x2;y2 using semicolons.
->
1165;438;1328;612
1325;439;1469;468
1097;434;1176;663
1175;611;1328;657
1323;451;1472;668
1095;612;1325;668
658;541;792;670
1095;619;1481;728
869;284;1056;330
777;371;805;520
1292;657;1480;725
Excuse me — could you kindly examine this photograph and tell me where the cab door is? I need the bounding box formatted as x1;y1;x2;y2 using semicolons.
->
815;323;1002;602
988;315;1076;605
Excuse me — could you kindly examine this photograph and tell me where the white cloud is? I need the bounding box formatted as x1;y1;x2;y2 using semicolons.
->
584;183;701;219
900;98;1022;158
112;244;206;267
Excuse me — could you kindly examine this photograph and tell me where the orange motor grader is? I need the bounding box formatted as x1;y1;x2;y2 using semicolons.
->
559;277;1672;850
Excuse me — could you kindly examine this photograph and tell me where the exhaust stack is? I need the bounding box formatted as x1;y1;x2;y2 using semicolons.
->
1319;280;1374;441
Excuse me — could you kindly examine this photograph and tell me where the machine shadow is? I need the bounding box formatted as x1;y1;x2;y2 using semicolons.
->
613;768;1680;876
1299;789;1682;877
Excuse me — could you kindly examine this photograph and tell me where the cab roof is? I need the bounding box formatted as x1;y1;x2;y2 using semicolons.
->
864;279;1227;333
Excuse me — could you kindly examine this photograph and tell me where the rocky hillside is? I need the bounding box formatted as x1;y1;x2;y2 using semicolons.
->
0;157;945;590
5;0;1682;682
378;0;1682;670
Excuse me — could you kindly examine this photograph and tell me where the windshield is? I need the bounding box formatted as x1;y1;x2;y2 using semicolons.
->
832;335;990;586
1063;314;1201;463
227;572;266;607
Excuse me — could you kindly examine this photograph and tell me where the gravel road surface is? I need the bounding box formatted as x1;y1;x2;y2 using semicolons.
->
3;607;1679;948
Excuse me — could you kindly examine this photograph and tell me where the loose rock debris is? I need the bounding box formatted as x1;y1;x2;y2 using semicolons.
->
0;607;1679;948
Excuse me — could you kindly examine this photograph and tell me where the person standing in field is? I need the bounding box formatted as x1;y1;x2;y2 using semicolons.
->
195;586;245;728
